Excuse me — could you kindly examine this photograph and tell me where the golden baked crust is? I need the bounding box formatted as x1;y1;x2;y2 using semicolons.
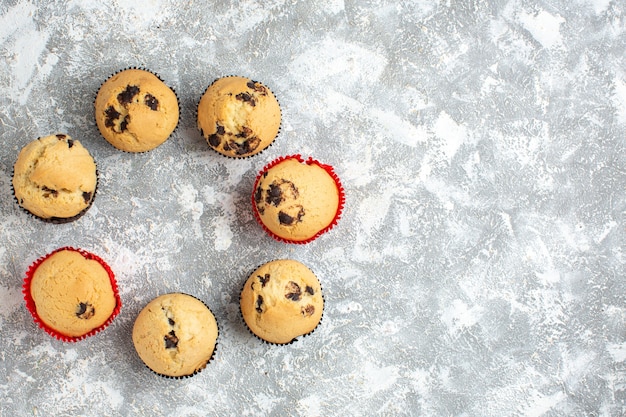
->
253;158;340;242
95;69;179;152
197;76;280;157
12;134;97;220
132;293;218;377
30;249;116;337
240;259;323;344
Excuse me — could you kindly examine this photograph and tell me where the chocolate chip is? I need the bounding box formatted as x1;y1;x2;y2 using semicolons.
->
76;302;95;319
255;295;264;313
117;85;140;105
104;106;121;128
208;125;225;147
279;207;304;225
278;211;294;225
236;92;256;106
301;305;315;317
225;136;260;156
67;139;74;148
305;286;314;296
247;80;268;95
285;281;302;301
265;180;299;206
237;126;253;138
120;115;130;132
241;136;260;154
258;273;270;287
41;186;58;198
144;94;158;110
168;318;175;326
164;330;179;349
254;186;263;205
242;137;260;154
208;134;221;147
236;92;251;101
82;192;92;204
266;183;283;206
56;134;67;139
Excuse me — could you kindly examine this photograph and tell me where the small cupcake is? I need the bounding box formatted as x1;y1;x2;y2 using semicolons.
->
22;247;121;342
252;155;345;243
240;259;324;345
95;68;179;152
12;134;97;223
197;76;281;158
132;293;219;378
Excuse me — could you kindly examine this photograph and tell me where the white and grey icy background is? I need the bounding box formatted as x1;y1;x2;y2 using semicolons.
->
0;0;625;416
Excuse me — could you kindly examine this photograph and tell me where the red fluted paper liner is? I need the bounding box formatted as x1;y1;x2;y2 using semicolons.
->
22;246;122;342
251;154;345;244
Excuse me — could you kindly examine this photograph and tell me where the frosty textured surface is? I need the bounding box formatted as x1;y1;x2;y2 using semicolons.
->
0;1;624;416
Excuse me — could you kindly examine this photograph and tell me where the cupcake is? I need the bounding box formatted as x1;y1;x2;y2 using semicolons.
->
197;76;281;158
22;247;121;342
95;68;179;152
132;293;218;378
12;134;97;223
252;155;345;243
240;259;324;345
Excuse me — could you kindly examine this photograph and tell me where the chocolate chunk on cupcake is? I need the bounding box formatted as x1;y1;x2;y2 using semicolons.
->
95;68;179;152
132;293;218;378
240;259;324;344
23;247;121;342
252;155;345;243
12;134;97;223
197;76;281;158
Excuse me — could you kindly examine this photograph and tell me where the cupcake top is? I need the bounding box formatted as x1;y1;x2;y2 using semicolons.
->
95;68;179;152
197;76;281;158
132;293;218;378
240;259;324;344
12;134;97;222
24;247;120;341
253;155;344;243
